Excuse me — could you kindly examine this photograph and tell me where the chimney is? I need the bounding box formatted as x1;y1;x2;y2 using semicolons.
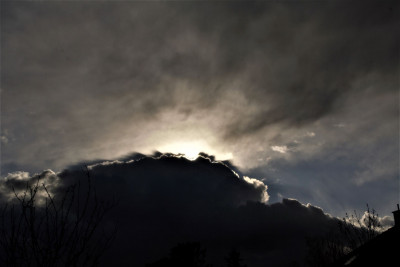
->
393;204;400;227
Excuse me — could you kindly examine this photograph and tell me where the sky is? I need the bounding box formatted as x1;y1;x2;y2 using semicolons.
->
0;1;399;263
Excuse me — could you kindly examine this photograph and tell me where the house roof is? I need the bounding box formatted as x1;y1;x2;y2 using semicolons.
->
332;225;399;267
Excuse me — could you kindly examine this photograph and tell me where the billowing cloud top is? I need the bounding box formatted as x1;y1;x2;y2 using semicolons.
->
0;154;354;266
1;154;268;207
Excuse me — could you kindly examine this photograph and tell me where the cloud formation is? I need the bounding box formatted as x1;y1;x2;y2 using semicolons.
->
1;1;398;219
0;154;347;266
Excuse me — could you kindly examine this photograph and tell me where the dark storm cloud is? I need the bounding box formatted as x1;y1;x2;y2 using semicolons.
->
59;154;269;208
2;1;398;172
0;155;341;266
220;1;399;138
1;0;399;228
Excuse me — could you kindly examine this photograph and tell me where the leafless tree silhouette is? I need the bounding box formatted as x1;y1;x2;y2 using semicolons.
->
306;204;382;267
339;204;381;250
0;168;117;267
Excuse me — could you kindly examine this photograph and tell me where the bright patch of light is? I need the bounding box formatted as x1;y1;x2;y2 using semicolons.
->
158;141;232;160
243;176;269;203
271;145;288;154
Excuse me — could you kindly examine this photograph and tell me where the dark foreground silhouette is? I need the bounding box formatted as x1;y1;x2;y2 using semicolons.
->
0;154;396;267
146;243;247;267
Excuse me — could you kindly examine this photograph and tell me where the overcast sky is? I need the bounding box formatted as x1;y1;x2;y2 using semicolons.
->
1;0;399;219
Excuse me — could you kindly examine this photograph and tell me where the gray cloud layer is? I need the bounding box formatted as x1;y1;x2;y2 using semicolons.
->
1;1;399;217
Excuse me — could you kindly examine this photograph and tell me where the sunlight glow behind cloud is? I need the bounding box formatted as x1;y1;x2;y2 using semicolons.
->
158;141;233;161
1;1;398;219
